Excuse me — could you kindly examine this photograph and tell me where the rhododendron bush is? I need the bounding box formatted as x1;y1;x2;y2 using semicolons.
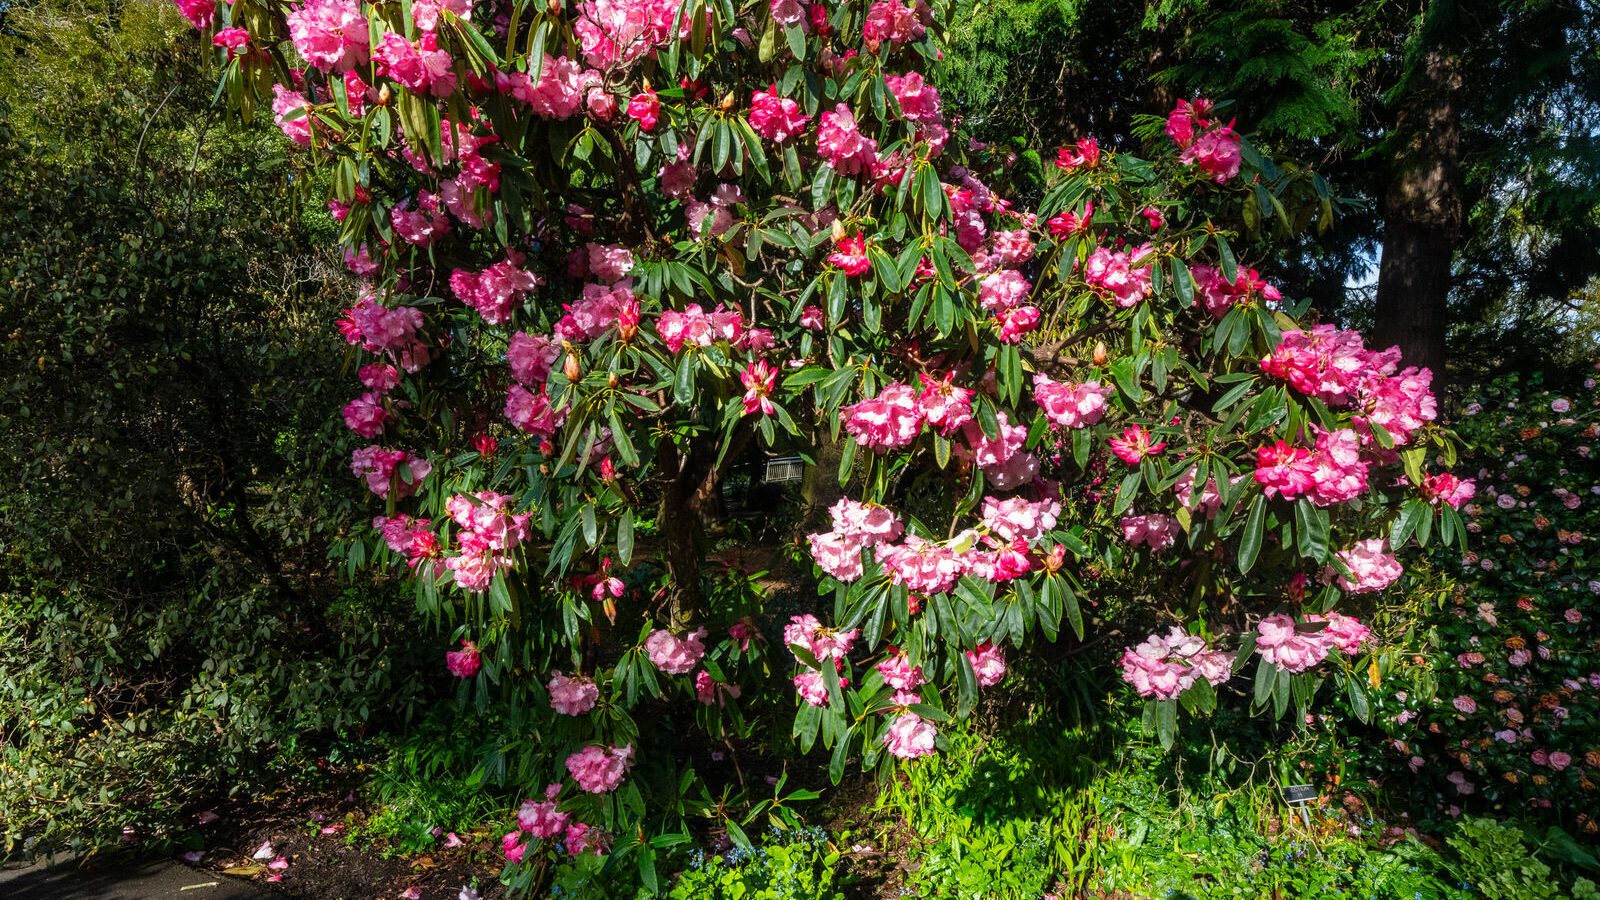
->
178;0;1471;887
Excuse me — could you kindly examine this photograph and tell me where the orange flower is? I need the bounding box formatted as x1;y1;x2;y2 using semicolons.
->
1533;515;1551;529
1506;636;1527;650
1520;427;1541;439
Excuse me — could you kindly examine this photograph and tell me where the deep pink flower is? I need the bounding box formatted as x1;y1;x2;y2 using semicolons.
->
1055;137;1100;171
749;85;811;142
446;640;481;677
828;234;872;276
1254;440;1317;499
816;103;878;175
1109;425;1166;465
626;86;660;130
736;360;777;416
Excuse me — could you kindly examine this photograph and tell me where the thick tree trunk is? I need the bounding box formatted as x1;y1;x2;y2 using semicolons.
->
657;425;754;628
1371;23;1463;379
799;431;845;536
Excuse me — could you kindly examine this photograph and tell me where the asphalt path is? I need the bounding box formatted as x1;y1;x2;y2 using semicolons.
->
0;853;273;899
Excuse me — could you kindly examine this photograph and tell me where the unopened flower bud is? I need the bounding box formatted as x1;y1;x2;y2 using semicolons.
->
719;91;736;113
564;349;582;382
377;84;392;107
830;218;846;243
1092;341;1108;366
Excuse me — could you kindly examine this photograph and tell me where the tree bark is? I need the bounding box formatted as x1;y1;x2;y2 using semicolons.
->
657;425;754;628
799;431;845;536
1372;14;1463;380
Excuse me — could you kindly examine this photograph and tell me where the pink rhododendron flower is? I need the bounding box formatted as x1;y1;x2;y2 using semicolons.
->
450;256;540;325
517;799;568;838
1055;137;1100;171
877;535;963;595
981;496;1060;544
213;27;250;51
411;0;470;30
1307;428;1369;507
271;85;313;147
990;229;1035;266
644;627;707;674
505;384;565;437
573;0;680;70
349;446;431;498
1140;207;1165;230
565;744;633;793
1255;615;1333;673
286;0;369;71
391;191;451;246
626;87;660;130
1047;201;1093;238
876;653;924;691
994;305;1041;343
1120;627;1233;699
374;515;432;553
1033;375;1111;429
1254;440;1317;499
916;372;974;435
1308;612;1371;655
740;360;778;416
1084;245;1154;307
656;304;744;352
694;669;741;706
585;243;636;283
343;391;389;437
749;85;811;142
1190;264;1281;318
565;821;610;856
446;491;532;550
844;383;924;450
959;413;1039;489
508;332;562;385
828;498;904;544
883;712;937;759
373;32;456;98
1332;538;1403;594
979;269;1031;312
816;104;879;175
966;642;1006;687
807;530;866;581
1355;366;1437;445
1109;425;1166;465
548;672;600;715
1259;325;1400;407
799;305;825;329
174;0;216;28
794;670;830;706
1120;513;1179;552
861;0;929;52
784;614;859;663
446;640;481;677
828;234;871;276
1180;124;1242;181
1172;467;1223;519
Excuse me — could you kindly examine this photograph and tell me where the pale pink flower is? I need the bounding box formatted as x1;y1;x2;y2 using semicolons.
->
883;712;937;759
565;744;633;793
548;672;600;715
644;627;707;675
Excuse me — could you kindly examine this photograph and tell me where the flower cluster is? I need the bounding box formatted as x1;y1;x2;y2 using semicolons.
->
1120;627;1234;699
